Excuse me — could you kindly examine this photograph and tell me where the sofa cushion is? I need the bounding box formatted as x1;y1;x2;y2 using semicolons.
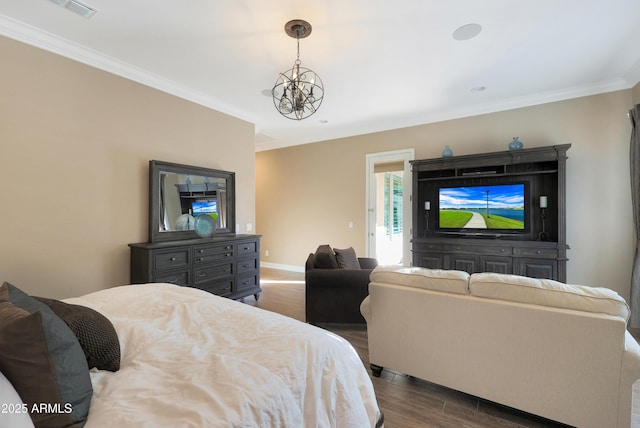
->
369;266;470;295
469;273;630;321
313;245;340;269
334;247;361;269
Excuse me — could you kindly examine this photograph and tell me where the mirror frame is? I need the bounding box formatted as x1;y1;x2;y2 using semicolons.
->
149;160;236;242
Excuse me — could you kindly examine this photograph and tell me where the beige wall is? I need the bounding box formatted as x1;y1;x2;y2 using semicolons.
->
634;82;640;104
0;36;256;298
257;90;636;299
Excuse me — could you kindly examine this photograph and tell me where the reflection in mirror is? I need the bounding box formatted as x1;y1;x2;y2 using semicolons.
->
150;160;235;242
159;172;228;232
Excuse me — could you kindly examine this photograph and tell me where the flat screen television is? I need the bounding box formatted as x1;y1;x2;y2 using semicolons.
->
437;183;528;235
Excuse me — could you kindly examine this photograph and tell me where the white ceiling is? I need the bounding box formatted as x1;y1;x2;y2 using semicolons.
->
2;0;640;151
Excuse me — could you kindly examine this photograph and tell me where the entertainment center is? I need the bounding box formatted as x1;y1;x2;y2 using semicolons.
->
411;144;570;282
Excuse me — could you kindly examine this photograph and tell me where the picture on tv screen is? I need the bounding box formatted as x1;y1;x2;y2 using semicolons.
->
438;183;525;230
192;200;217;215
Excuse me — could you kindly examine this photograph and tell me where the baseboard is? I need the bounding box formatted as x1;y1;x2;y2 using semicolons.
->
261;261;305;273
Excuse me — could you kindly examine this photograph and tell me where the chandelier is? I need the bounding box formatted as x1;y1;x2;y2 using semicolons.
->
272;20;324;120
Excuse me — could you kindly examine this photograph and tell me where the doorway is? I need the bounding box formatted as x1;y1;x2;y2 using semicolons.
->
366;149;414;265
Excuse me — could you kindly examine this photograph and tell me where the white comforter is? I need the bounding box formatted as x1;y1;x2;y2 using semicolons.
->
65;283;381;428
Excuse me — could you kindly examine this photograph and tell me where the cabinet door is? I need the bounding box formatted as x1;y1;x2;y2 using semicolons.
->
413;252;444;269
450;254;479;274
516;258;557;280
480;256;512;274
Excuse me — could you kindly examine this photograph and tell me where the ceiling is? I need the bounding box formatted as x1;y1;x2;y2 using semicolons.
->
2;1;640;151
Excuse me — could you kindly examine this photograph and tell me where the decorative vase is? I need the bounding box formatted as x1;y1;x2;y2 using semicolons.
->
509;137;523;150
442;145;453;157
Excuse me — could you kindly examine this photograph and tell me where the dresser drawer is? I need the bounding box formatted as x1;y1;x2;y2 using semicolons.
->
154;249;190;271
513;247;558;258
193;262;234;284
192;279;233;297
155;270;190;286
444;243;512;256
237;257;258;274
193;244;234;265
237;274;258;292
237;241;258;257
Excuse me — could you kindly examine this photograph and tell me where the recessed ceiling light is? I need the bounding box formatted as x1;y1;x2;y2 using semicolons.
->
470;86;486;92
453;23;482;41
318;119;328;124
261;89;273;97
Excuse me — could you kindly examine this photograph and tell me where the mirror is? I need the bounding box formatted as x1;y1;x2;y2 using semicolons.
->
149;160;235;242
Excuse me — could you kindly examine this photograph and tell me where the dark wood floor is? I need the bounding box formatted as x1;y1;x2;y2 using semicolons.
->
248;268;584;428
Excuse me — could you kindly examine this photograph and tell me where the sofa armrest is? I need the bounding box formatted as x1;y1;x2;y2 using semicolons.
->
358;258;378;270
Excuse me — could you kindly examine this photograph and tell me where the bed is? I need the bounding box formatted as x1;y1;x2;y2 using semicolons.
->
0;282;383;428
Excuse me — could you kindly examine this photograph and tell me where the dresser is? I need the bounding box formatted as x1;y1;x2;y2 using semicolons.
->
129;234;261;300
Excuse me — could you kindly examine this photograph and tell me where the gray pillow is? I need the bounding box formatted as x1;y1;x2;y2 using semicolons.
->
0;282;92;427
313;245;339;269
334;247;361;269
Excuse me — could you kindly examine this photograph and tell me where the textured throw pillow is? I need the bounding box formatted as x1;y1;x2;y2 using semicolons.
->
0;282;92;428
35;296;121;372
313;245;340;269
334;247;361;270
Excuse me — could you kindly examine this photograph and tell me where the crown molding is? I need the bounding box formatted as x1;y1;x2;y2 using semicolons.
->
0;15;256;124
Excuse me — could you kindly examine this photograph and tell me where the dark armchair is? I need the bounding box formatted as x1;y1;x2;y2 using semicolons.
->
305;245;378;325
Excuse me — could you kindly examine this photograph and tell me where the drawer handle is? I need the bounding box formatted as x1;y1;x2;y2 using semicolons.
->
500;249;505;252
226;246;232;250
170;257;177;261
225;253;232;257
244;246;251;251
198;257;204;262
536;250;541;254
197;273;206;278
198;249;204;253
167;279;178;284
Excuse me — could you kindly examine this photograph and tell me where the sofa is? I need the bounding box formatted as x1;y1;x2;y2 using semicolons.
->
360;266;640;428
305;245;377;324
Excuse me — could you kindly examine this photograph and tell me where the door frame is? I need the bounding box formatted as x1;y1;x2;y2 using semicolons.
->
365;148;414;265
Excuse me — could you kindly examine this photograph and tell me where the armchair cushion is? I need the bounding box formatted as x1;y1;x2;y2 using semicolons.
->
313;245;340;269
334;247;360;269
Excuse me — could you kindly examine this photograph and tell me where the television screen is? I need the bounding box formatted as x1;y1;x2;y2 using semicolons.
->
192;200;217;215
438;183;525;231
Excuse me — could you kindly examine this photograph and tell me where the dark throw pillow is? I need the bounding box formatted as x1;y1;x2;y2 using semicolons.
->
0;282;92;428
334;247;361;270
313;245;339;269
35;296;121;372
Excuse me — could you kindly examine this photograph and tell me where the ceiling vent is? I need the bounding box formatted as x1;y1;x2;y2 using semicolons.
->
48;0;97;18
